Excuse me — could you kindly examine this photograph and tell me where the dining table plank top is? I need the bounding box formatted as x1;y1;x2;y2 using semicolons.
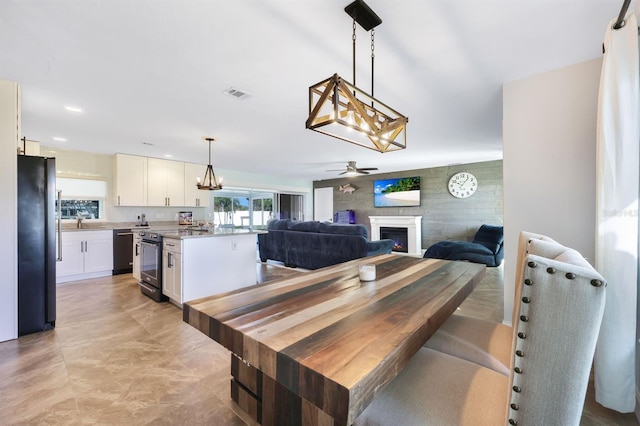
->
184;254;485;425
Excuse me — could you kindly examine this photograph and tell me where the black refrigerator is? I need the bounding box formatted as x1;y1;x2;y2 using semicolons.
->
17;155;57;336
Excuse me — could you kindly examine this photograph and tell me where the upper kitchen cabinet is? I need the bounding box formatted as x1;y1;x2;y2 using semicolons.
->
114;154;147;206
147;158;185;207
184;162;210;207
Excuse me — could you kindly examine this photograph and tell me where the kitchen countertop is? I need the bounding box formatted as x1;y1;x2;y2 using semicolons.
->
61;221;265;238
160;228;263;240
61;221;173;232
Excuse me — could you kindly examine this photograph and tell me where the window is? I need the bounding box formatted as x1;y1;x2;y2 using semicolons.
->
252;196;273;230
56;177;107;221
212;190;275;230
59;199;101;219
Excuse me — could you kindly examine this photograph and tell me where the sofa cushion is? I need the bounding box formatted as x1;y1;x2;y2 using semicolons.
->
284;231;368;269
321;223;369;238
267;219;291;230
288;220;322;232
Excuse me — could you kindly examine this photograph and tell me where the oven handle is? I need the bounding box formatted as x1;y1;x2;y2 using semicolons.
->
141;241;160;248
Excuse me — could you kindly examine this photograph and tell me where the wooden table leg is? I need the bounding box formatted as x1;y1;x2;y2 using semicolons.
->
231;354;262;423
231;354;340;426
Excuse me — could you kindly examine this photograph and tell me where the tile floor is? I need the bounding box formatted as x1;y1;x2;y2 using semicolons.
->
0;261;637;425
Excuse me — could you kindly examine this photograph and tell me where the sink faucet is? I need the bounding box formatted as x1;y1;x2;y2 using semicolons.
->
76;213;83;229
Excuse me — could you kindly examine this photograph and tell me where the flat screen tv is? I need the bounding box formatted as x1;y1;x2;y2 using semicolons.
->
373;176;421;207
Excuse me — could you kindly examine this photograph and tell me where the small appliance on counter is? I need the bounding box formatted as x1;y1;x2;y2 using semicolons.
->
137;213;148;227
178;211;193;226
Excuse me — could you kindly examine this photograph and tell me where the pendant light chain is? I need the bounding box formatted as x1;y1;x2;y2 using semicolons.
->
352;19;357;90
371;28;375;105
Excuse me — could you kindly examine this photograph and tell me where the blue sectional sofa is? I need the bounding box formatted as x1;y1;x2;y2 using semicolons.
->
258;219;394;270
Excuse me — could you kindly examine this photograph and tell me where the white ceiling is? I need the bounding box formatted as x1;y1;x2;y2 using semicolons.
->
0;0;624;181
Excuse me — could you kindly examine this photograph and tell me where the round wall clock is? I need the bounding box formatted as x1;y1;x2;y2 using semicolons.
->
448;172;478;198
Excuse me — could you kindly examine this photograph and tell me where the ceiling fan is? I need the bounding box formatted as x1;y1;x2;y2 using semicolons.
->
327;161;378;176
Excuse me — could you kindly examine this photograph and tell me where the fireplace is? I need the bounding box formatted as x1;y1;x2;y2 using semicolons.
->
380;227;409;253
369;216;422;256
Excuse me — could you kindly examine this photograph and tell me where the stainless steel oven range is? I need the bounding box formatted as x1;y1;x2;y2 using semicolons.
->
138;231;168;302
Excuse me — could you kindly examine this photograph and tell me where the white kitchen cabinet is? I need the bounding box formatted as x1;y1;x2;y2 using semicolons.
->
180;233;257;302
57;235;84;277
114;154;147;206
148;158;185;207
56;230;114;283
162;238;183;304
184;162;210;207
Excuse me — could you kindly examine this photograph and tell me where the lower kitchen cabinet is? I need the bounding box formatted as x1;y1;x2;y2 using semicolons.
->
162;238;183;304
56;230;114;283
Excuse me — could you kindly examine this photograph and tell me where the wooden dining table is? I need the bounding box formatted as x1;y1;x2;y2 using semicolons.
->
183;254;485;426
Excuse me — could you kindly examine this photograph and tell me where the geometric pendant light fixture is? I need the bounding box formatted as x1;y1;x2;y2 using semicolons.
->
305;0;408;153
196;137;223;191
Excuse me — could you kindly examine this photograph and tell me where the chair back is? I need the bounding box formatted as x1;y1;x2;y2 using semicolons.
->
512;231;560;325
507;239;606;425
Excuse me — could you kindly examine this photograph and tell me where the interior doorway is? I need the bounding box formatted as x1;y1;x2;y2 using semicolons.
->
277;194;304;221
313;187;333;222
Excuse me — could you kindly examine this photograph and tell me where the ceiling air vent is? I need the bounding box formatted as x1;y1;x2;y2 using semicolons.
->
223;87;251;100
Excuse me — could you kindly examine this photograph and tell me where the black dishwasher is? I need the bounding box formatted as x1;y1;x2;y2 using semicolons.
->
113;229;134;274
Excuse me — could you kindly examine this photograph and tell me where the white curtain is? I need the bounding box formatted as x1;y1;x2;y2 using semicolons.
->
595;10;639;413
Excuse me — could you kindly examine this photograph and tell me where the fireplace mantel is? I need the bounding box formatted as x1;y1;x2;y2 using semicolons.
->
369;216;422;256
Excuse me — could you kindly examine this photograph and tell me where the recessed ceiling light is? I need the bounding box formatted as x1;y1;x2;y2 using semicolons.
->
52;137;67;142
64;105;83;113
164;154;173;158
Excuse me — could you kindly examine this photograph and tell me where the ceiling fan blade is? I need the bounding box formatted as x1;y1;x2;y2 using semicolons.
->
360;170;370;175
357;167;378;171
339;171;348;175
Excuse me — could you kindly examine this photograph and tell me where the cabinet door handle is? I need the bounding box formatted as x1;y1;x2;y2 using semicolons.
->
168;252;173;268
118;195;121;206
135;243;139;256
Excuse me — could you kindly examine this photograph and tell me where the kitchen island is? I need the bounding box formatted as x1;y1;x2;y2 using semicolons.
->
158;228;261;305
